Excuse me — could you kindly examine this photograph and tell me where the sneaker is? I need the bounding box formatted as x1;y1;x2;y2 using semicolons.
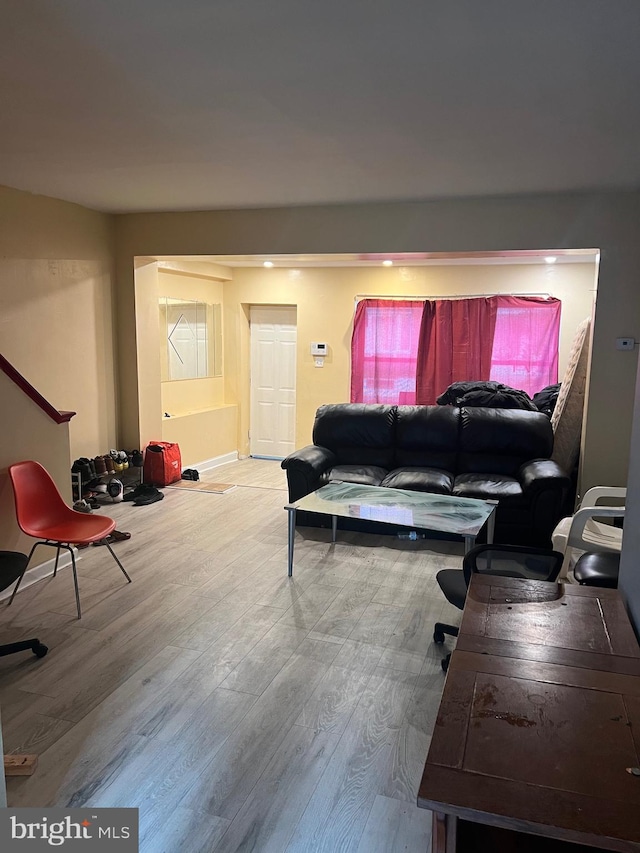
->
182;469;200;481
131;450;144;468
73;499;92;513
118;450;129;470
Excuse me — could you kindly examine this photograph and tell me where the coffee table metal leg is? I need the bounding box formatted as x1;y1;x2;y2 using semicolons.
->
487;499;498;544
332;514;337;543
287;506;296;577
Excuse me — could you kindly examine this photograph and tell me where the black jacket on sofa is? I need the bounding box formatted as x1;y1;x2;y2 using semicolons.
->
281;403;571;547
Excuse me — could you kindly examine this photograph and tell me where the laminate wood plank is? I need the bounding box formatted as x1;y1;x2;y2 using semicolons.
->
387;597;450;654
212;725;340;853
7;644;201;807
348;601;404;645
12;582;194;696
377;647;427;675
380;669;441;804
292;636;344;665
311;580;380;638
43;592;222;722
355;794;432;853
141;807;230;853
89;686;260;813
180;654;330;821
2;713;75;757
170;592;259;651
296;664;373;734
219;621;308;695
277;581;342;630
331;639;386;674
285;667;418;853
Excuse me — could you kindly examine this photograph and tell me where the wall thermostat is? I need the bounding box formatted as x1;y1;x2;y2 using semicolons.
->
310;342;328;356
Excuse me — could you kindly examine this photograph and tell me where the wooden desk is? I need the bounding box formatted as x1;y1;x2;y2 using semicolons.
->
419;578;640;852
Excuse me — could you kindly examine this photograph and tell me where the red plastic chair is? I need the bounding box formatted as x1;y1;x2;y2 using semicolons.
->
7;460;131;618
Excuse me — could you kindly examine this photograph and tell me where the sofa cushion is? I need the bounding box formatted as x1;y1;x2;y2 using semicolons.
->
381;467;454;494
394;406;460;471
458;408;553;476
453;473;525;505
312;404;396;468
320;465;388;488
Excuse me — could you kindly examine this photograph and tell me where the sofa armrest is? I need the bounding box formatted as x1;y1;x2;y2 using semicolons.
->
281;445;337;502
518;459;571;494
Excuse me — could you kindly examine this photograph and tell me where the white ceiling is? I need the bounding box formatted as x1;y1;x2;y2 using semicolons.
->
2;1;639;214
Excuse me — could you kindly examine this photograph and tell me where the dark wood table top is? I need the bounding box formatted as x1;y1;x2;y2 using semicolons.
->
457;575;640;674
418;649;640;851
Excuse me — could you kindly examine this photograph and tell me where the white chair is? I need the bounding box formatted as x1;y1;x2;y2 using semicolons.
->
552;486;625;580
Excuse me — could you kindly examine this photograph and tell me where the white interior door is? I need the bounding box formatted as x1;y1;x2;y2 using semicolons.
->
250;306;297;458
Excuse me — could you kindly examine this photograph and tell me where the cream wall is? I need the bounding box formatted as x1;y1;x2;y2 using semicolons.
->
0;371;72;561
226;262;595;455
0;185;117;462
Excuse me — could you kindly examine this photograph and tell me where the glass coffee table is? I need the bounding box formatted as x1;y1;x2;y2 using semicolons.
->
285;482;498;576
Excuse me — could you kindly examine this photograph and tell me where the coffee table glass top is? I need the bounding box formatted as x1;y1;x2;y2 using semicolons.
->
290;482;495;537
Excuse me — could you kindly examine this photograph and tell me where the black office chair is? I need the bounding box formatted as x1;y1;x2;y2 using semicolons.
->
1;550;48;659
573;551;620;588
433;543;564;672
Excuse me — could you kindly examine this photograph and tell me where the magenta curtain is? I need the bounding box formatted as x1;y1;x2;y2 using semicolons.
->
415;297;499;404
489;296;561;396
350;299;424;403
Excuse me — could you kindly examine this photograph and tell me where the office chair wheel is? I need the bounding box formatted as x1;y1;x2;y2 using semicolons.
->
433;629;445;645
441;654;450;673
33;642;48;658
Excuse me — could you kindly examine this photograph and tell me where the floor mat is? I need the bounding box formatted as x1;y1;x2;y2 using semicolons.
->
166;479;237;494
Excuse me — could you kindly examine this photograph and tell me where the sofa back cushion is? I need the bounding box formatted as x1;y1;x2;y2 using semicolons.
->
394;406;460;470
458;408;554;476
312;404;396;468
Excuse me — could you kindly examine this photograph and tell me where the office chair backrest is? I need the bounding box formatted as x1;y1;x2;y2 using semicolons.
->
463;544;565;587
8;460;69;536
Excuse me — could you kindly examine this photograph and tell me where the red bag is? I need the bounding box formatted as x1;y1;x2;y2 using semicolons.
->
143;441;182;486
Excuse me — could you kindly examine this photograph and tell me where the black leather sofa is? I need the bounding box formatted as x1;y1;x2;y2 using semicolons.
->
281;403;571;547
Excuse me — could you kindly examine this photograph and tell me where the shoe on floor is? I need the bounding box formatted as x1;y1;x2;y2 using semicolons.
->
123;483;158;502
134;488;164;506
181;469;200;481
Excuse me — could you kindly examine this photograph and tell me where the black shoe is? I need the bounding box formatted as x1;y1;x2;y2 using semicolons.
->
134;488;164;506
181;469;200;481
123;483;157;502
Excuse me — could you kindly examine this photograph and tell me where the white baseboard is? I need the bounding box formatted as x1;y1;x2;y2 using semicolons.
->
0;548;79;602
193;451;239;475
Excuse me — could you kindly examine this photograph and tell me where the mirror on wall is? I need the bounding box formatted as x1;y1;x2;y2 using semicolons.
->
159;297;222;380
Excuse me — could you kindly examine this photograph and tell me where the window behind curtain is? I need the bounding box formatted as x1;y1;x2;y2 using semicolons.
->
351;295;560;404
350;299;423;404
489;297;561;397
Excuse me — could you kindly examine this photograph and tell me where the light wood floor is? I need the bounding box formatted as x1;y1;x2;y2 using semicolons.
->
0;458;463;852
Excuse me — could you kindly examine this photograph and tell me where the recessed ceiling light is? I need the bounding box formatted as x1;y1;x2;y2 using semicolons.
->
544;256;557;264
263;261;274;268
382;259;393;266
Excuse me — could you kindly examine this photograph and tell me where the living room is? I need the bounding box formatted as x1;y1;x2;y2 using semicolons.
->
2;2;640;850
